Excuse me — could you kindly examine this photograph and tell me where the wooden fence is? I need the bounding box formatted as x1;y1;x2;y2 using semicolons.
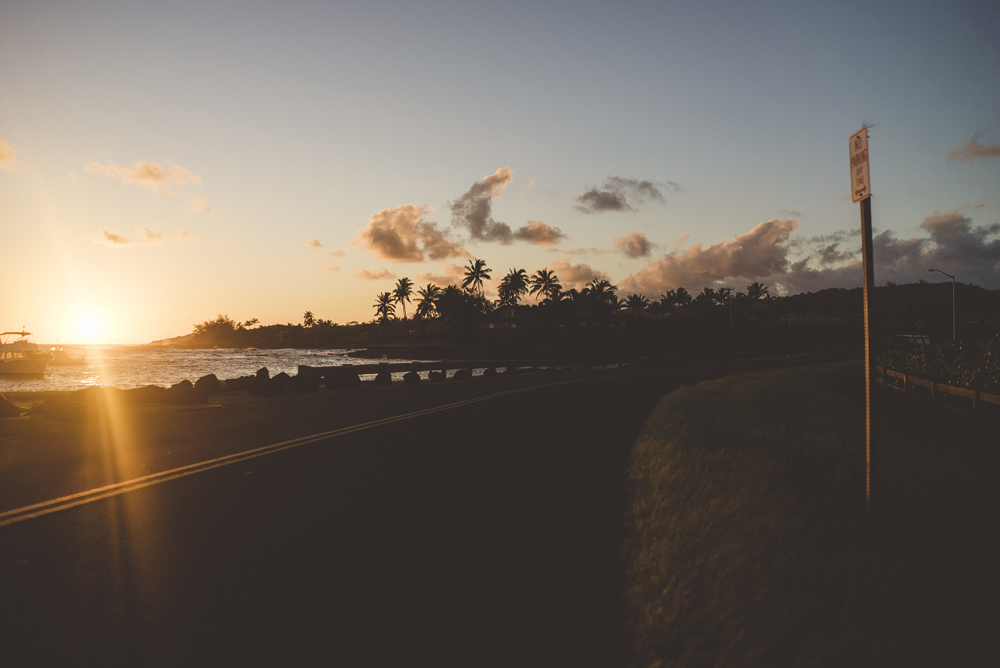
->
875;365;1000;414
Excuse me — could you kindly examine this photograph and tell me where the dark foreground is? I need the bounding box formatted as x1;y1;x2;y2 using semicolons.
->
1;367;690;667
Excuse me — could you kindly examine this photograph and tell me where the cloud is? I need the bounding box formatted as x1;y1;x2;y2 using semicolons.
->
620;211;1000;295
354;268;397;281
778;209;802;218
513;220;566;245
947;133;1000;164
98;229;132;246
0;137;16;170
83;160;201;195
187;196;213;213
356;204;468;262
549;259;609;290
574;176;678;214
449;167;516;243
615;231;653;258
323;249;346;258
179;229;198;241
306;239;323;249
416;262;467;288
137;227;166;243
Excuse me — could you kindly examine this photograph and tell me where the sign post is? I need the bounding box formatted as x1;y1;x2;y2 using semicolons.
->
850;127;875;512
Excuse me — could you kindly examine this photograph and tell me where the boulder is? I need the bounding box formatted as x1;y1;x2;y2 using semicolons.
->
288;374;320;393
373;371;393;386
171;379;194;391
452;368;472;381
402;371;421;385
255;367;270;380
503;365;519;375
224;376;255;391
249;377;285;397
165;381;209;404
0;394;21;418
429;370;446;382
483;367;498;378
125;385;169;404
272;372;292;388
33;398;90;422
194;373;224;395
325;373;361;389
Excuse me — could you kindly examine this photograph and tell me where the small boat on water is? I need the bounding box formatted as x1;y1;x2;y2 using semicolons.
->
0;330;49;375
48;346;87;365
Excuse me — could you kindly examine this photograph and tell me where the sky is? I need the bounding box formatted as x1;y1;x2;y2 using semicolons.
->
2;0;998;343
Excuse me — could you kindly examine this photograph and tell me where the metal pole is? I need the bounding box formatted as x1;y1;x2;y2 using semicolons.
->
952;276;956;340
860;196;876;513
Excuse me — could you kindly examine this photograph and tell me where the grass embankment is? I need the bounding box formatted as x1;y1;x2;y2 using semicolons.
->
625;361;998;667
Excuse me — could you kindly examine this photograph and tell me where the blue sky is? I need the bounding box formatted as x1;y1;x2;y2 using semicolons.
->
2;0;998;342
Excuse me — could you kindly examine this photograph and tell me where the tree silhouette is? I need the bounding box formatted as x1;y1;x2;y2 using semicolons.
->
415;284;441;319
625;293;650;315
462;259;492;295
393;277;414;320
747;281;770;301
303;311;315;327
373;292;396;323
529;269;562;300
498;268;529;306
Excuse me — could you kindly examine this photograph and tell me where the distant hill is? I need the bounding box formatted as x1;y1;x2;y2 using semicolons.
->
146;333;197;347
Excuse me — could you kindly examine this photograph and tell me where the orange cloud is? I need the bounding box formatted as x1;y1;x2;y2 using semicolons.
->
0;137;18;170
187;196;213;213
98;229;132;246
306;239;323;249
84;160;201;195
947;134;1000;164
415;262;466;288
513;220;566;245
356;204;467;262
354;268;397;281
615;231;653;258
549;259;609;290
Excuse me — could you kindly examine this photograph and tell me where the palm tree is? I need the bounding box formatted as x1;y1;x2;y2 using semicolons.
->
747;281;770;301
583;278;619;313
302;311;316;327
714;286;732;307
393;277;414;320
674;287;691;308
415;284;441;319
497;267;529;307
625;293;650;315
529;268;562;300
462;258;492;295
373;292;396;323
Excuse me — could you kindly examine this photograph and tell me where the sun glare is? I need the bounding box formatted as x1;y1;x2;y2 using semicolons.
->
75;314;103;342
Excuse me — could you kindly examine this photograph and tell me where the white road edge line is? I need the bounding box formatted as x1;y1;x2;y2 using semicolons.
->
0;376;603;528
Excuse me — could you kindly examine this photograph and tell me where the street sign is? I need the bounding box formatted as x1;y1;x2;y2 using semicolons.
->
849;127;870;202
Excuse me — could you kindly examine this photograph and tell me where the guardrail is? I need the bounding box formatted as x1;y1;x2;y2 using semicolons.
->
875;365;1000;414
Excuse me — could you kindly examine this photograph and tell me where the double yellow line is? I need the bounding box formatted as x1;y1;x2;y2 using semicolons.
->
0;379;584;529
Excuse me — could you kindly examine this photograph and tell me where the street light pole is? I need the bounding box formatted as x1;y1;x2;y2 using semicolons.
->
927;269;955;340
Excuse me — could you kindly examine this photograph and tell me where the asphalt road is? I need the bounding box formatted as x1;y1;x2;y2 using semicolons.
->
1;368;684;667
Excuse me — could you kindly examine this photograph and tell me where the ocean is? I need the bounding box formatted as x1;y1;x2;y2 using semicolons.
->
0;346;425;393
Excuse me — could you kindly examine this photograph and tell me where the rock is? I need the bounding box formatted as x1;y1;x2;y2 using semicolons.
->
483;367;498;378
256;367;270;380
0;394;21;418
171;379;194;391
225;376;255;391
503;365;519;375
403;371;421;384
373;371;392;386
325;373;361;389
272;372;292;388
452;368;472;381
429;370;446;382
194;374;224;395
125;385;169;404
33;398;90;422
288;374;320;393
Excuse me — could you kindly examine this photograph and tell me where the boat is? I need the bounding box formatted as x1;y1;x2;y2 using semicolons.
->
0;330;49;375
48;346;87;365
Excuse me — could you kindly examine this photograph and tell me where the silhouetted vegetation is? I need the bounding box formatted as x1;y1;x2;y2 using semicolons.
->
180;260;1000;355
876;337;1000;392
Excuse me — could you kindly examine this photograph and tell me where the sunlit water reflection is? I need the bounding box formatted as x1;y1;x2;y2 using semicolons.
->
0;346;429;392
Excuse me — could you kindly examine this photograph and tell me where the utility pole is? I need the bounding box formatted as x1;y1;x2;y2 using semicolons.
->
927;269;956;340
850;126;875;513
